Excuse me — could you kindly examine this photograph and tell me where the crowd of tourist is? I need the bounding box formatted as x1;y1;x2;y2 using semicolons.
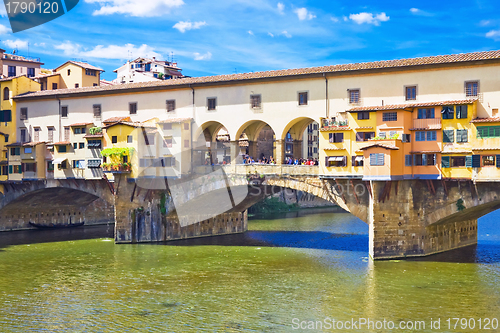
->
242;155;318;165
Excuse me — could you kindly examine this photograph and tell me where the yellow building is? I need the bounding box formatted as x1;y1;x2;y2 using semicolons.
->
35;61;104;90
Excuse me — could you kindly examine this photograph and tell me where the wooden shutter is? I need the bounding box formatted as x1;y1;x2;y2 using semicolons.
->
405;155;412;166
8;165;12;174
422;154;428;165
443;130;454;143
352;156;356;166
472;155;481;168
442;156;450;168
465;156;473;168
496;155;500;168
370;154;376;166
342;156;347;167
325;156;329;166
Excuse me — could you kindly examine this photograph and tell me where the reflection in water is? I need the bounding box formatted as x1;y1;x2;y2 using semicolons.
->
0;209;498;332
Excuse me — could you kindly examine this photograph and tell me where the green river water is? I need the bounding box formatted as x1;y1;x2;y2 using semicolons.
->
0;209;499;332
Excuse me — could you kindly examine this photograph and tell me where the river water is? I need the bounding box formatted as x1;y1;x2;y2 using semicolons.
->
0;209;499;332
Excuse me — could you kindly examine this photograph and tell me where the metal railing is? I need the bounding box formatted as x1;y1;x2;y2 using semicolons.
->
412;118;441;130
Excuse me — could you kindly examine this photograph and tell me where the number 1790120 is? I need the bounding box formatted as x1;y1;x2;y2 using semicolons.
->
5;1;60;14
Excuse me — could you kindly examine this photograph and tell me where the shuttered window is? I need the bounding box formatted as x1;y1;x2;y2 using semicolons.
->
443;130;454;143
442;106;454;119
329;133;344;143
456;105;468;119
370;153;384;166
465;156;473;168
496;155;500;168
477;126;500;138
442;156;450;168
426;131;437;141
472;155;481;168
456;129;468;143
405;155;412;166
415;131;426;141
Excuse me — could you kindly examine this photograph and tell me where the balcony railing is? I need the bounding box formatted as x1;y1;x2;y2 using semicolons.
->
412;118;441;130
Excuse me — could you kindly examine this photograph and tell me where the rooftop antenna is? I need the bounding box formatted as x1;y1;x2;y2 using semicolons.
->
233;68;238;74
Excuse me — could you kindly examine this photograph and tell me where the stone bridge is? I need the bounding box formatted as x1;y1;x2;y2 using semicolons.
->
1;165;499;260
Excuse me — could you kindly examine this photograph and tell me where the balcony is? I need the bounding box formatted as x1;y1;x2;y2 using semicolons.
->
412;118;441;130
103;163;131;173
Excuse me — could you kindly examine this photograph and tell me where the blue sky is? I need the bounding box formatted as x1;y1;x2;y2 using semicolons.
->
1;0;500;81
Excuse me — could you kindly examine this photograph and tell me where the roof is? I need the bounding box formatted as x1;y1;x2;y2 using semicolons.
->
472;147;500;150
0;74;28;82
103;116;131;123
323;147;347;151
348;99;477;112
53;141;71;145
70;122;94;127
103;121;156;129
157;117;193;124
6;142;23;147
34;72;60;79
320;127;351;132
84;134;104;138
471;117;500;123
359;143;399;150
55;61;104;72
23;141;45;147
15;49;500;100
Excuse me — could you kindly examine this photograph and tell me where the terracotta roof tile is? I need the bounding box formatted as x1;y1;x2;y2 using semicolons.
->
323;147;347;151
84;134;104;138
103;116;131;123
0;74;28;82
103;121;155;129
56;61;104;72
320;127;351;132
53;141;71;145
15;50;500;100
69;122;94;127
348;99;476;112
157;117;193;124
472;147;500;150
471;117;500;123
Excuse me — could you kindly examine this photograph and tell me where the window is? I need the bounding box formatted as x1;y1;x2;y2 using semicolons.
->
0;110;11;122
418;108;435;119
60;160;67;169
355;132;374;142
75;83;79;88
24;147;32;154
74;127;86;134
456;129;468;143
67;69;71;76
163;123;172;130
145;134;155;145
207;97;217;110
10;147;20;156
426;131;437;141
73;143;78;150
442;106;454;119
93;83;98;87
87;140;101;148
72;160;85;169
79;142;85;149
8;66;16;77
383;112;397;121
27;68;35;78
129;102;137;115
451;156;466;167
349;89;360;104
58;145;67;153
402;134;411;143
250;94;261;109
184;123;189;130
48;127;55;142
61;106;68;118
369;153;385;166
166;99;176;112
405;155;412;166
465;81;479;97
4;134;8;143
112;136;117;144
326;156;347;167
127;135;133;143
456;105;468;119
414;154;436;166
443;130;454;143
477;126;500;138
357;111;370;120
3;87;9;100
24;163;36;172
329;133;344;143
93;104;101;118
483;155;495;166
32;128;40;142
298;92;308;106
163;137;173;148
405;86;417;101
352;156;364;167
1;166;8;175
20;129;27;143
88;159;101;168
52;83;58;90
64;127;70;141
20;108;28;120
184;139;190;148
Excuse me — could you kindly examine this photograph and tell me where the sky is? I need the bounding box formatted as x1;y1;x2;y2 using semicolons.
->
1;0;500;81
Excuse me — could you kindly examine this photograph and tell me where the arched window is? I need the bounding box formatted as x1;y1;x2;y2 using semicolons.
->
3;87;9;100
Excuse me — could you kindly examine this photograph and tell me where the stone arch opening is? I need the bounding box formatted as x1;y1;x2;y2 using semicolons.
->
193;121;233;166
280;117;319;163
236;120;277;163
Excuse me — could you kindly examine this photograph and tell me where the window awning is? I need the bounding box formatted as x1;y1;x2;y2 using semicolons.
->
52;158;67;165
328;156;344;162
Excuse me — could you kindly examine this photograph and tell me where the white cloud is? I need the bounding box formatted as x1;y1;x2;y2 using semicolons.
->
248;30;254;35
268;32;274;37
480;20;491;27
486;30;500;41
85;0;184;17
330;17;339;23
409;8;432;16
34;42;46;47
349;12;390;26
343;16;348;22
294;7;315;21
0;24;10;35
3;39;29;50
173;21;207;33
0;4;6;17
277;2;284;14
194;51;212;61
55;41;161;59
410;8;419;13
281;30;292;38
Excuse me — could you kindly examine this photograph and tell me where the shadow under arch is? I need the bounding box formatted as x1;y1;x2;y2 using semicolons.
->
235;120;277;162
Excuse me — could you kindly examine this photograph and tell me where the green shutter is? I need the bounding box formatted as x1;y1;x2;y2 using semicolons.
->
443;130;454;143
497;155;500;168
442;156;450;168
8;165;12;174
472;155;481;168
465;156;473;168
